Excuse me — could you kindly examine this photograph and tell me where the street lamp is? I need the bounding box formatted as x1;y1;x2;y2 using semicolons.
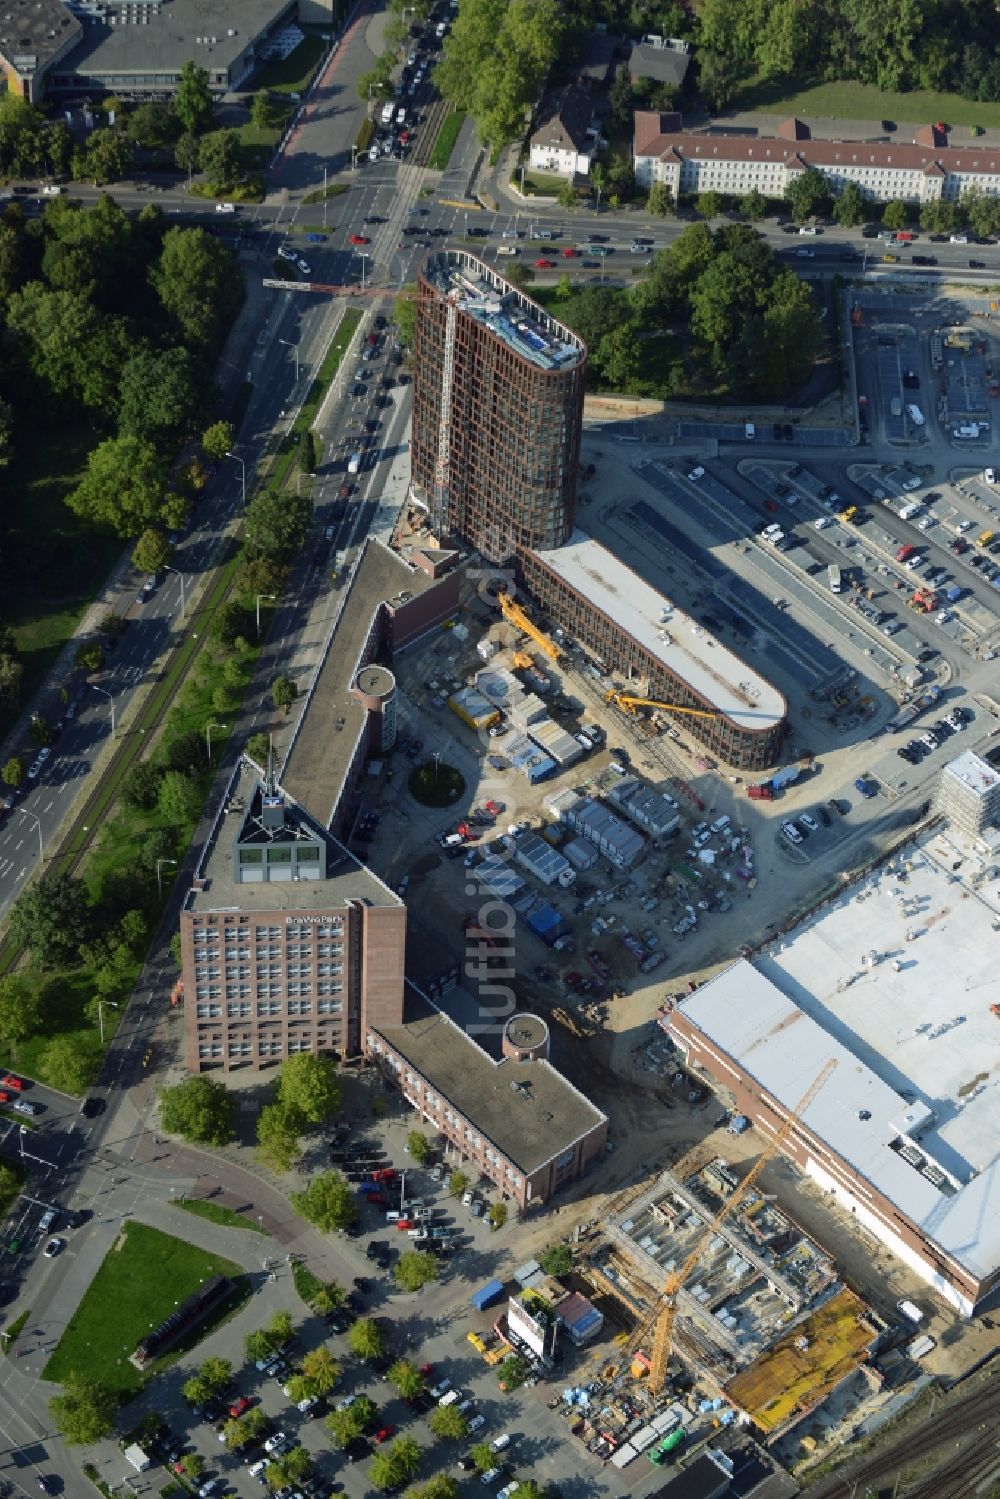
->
278;337;300;383
97;999;119;1045
91;684;116;738
226;451;246;505
164;564;186;616
156;857;178;899
17;808;43;861
256;593;276;640
206;721;227;762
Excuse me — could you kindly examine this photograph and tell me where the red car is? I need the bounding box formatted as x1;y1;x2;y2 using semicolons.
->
229;1397;253;1419
374;1426;394;1445
419;1363;433;1376
534;258;554;268
0;1092;9;1105
349;233;371;245
396;1219;416;1231
484;799;504;815
372;1167;397;1182
1;1075;23;1091
561;247;578;258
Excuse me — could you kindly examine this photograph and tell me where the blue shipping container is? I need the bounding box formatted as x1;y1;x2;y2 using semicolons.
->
471;1279;505;1311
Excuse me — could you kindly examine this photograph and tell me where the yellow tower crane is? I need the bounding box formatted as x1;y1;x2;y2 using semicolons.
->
497;592;563;662
626;1057;838;1396
604;690;718;721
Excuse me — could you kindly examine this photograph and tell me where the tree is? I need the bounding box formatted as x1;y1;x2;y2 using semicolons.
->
244;488;312;562
470;1443;496;1474
556;177;578;211
152;225;242;355
539;1243;573;1276
308;1281;345;1317
696;190;721;219
594;324;640;390
428;1404;469;1440
449;1169;470;1199
158;769;203;827
435;0;564;147
40;1038;92;1094
347;1317;387;1362
213;600;254;649
406;1130;431;1164
300;429;317;475
67;435;168;539
182;1374;213;1406
267;1310;294;1347
272;676;298;716
159;1074;235;1145
833;181;866;228
75;641;104;675
371;1435;421;1492
284;1373;316;1405
49;1375;116;1443
785;166;829;223
497;1352;529;1390
202;419;234;461
2;757;25;789
409;1480;460;1499
326;1394;378;1446
200;1356;232;1392
119;346;209;447
199;129;241;190
739;188;768;222
256;1103;303;1173
244;1330;274;1365
250;91;271;130
757;271;824;396
75;127;135;185
394;1251;439;1293
9;873;93;967
646;180;672;217
290;1171;358;1234
0;976;41;1057
175;129;200;182
882;198;909;231
127;101;180;149
175;59;214;134
132;528;172;576
388;1360;425;1400
300;1346;340;1394
920;198;958;234
122;761;164;811
221;1417;252;1450
276;1052;340;1125
698;49;739;112
487;1202;507;1230
962;187;1000;239
177;1453;205;1480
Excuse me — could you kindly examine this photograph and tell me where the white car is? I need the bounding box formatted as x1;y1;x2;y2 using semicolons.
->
480;1471;502;1488
985;468;998;485
780;821;803;845
277;244;297;262
215;202;235;214
813;516;832;529
263;1432;287;1452
917;515;935;531
935;609;953;625
297;259;311;275
956;518;975;531
490;1434;511;1454
687;466;705;480
799;813;820;833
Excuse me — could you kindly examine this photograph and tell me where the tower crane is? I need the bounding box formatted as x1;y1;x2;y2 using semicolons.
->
604;690;718;721
497;592;563;662
624;1057;838;1396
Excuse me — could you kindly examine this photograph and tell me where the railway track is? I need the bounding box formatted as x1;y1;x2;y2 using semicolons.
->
811;1377;1000;1497
411;94;450;170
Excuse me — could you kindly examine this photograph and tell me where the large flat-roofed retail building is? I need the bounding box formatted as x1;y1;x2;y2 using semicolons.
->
522;530;786;769
665;830;1000;1315
411;251;586;563
368;995;608;1209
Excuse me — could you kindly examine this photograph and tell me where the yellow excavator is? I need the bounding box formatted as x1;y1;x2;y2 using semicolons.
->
623;1057;838;1396
604;690;717;721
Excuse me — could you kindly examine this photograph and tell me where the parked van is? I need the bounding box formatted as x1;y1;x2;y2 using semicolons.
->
380;102;394;125
906;403;925;426
710;815;731;835
347;452;362;474
899;501;922;521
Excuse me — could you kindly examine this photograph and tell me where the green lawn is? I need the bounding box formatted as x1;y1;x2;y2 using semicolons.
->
252;35;327;97
1;423;122;734
44;1223;244;1396
0;968;110;1088
738;75;1000;130
175;1199;268;1234
428;110;466;171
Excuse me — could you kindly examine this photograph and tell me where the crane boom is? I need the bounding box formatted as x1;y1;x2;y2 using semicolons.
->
497;592;563;661
604;690;717;721
627;1057;837;1395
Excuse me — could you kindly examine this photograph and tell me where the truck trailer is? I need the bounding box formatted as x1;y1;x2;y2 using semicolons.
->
471;1279;505;1312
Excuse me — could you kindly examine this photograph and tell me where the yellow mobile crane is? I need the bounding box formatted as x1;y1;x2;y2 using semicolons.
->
604;690;718;721
497;592;563;662
624;1057;838;1396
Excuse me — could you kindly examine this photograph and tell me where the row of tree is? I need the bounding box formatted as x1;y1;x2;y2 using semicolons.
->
695;0;1000;110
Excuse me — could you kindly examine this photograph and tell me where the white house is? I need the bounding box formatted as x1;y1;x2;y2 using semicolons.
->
529;86;593;179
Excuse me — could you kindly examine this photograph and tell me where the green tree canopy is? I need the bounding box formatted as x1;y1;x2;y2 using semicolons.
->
300;1346;340;1394
882;198;909;231
347;1317;387;1362
276;1052;340;1125
785;165;829;222
435;0;565;147
244;488;312;562
325;1393;378;1446
256;1102;302;1172
405;1130;431;1164
539;1243;573;1275
919;199;958;234
199;129;241;190
290;1170;358;1234
152;225;241;355
202;419;234;461
119;346;210;447
40;1037;94;1094
175;60;214;134
388;1359;425;1399
2;757;25;789
394;1251;439;1293
739;187;768;221
646;180;672;217
832;181;866;227
9;872;92;967
157;769;204;827
67;435;168;539
371;1435;421;1492
0;976;41;1056
132;528;172;576
49;1375;117;1443
272;676;298;716
159;1074;236;1145
428;1403;469;1440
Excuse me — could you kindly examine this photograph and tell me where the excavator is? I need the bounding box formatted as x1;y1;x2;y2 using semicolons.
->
619;1057;838;1396
604;690;718;721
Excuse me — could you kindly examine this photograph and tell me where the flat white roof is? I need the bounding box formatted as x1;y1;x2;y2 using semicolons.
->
676;834;1000;1284
532;529;786;730
941;749;1000;798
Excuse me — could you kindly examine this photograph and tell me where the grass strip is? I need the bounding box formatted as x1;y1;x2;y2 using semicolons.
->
268;307;362;493
292;1261;324;1306
2;1308;29;1349
428;109;466;171
174;1198;268;1234
252;35;326;96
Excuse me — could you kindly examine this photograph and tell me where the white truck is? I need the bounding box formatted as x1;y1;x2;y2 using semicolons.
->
380;101;394;125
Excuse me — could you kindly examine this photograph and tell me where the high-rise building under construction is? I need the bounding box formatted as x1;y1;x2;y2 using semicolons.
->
410;250;587;563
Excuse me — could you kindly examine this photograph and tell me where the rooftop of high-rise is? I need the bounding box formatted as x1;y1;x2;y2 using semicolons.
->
421;250;585;373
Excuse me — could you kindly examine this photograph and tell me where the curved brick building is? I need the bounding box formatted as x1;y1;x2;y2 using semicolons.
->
411;250;587;563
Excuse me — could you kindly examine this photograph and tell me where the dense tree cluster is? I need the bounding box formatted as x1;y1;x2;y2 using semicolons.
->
435;0;568;146
695;0;1000;107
